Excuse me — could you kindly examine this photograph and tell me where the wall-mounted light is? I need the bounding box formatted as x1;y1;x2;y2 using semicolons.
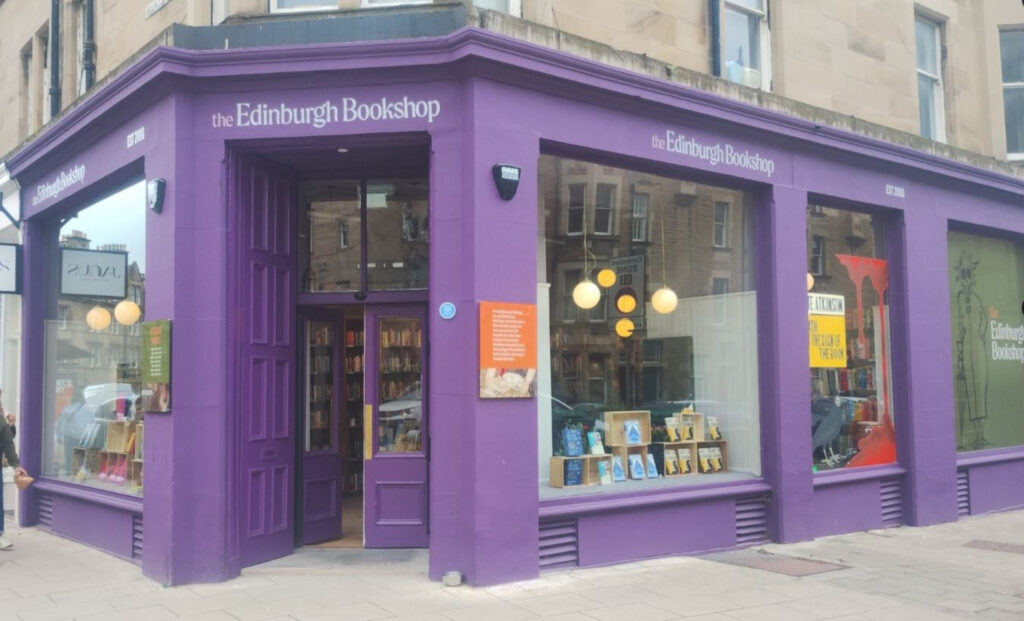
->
147;178;166;214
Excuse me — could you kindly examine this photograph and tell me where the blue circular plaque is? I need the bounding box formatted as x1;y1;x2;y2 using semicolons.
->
439;301;457;320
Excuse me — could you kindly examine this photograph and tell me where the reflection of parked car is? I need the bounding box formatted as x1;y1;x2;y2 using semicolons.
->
84;383;138;420
379;382;421;422
545;395;608;452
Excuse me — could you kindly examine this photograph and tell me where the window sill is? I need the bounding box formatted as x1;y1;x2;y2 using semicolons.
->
812;463;905;488
957;446;1024;468
34;478;143;513
539;472;768;518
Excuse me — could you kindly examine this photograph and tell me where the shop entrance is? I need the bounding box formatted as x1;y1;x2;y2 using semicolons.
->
298;303;428;548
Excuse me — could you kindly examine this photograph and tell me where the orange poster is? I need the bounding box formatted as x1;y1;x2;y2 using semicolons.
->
479;301;538;399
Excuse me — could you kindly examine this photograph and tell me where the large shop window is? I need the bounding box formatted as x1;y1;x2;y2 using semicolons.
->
807;206;895;472
42;180;146;497
538;155;761;495
948;230;1024;452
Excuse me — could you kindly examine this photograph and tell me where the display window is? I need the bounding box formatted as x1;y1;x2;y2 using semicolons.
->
537;154;762;495
42;180;147;496
948;229;1024;452
807;205;896;472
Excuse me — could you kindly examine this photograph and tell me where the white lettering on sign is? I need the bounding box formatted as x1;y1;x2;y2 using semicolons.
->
213;96;442;129
991;321;1024;364
126;126;146;149
500;166;520;181
885;184;906;198
32;164;86;206
651;130;775;177
808;293;845;316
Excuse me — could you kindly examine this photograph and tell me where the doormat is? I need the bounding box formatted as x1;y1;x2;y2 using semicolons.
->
702;549;848;576
965;539;1024;555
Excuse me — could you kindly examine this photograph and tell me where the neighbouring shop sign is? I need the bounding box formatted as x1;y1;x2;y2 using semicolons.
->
0;243;22;294
808;293;847;368
142;319;171;413
479;301;537;399
60;248;128;298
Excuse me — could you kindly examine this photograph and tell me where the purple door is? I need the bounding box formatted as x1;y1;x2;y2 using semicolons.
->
299;316;344;544
237;156;297;567
364;304;428;547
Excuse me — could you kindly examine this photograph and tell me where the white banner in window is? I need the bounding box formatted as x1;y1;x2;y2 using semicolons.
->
60;248;128;298
0;244;20;294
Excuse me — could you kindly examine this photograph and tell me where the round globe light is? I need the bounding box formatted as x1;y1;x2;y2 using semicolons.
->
651;287;678;314
807;272;815;291
616;293;637;314
86;306;112;331
615;318;635;338
115;299;142;326
597;268;617;288
572;279;601;309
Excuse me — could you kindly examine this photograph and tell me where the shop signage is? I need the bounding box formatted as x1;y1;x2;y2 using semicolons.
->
808;293;847;368
59;248;127;298
479;301;537;399
0;244;22;294
31;164;86;206
211;96;442;129
609;255;645;329
651;130;775;178
142;319;171;413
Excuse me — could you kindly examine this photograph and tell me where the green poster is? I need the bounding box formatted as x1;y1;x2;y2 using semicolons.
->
948;231;1024;451
142;319;171;413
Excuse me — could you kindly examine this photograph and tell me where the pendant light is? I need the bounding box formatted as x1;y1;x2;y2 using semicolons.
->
573;199;601;310
651;208;678;314
86;306;112;331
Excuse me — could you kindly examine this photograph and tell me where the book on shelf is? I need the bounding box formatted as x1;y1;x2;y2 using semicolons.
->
564;459;583;486
561;427;584;457
587;431;605;455
645;453;659;479
628;454;645;480
707;416;722;441
709;446;725;472
612;455;626;482
598;460;612;485
679;451;691;474
624;420;643;445
665;451;679;475
679;415;696;441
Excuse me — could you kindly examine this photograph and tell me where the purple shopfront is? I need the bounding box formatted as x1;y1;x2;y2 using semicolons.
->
7;28;1024;587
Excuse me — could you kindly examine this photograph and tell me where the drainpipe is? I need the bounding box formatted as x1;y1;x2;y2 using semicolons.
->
49;0;61;119
709;0;721;77
83;0;95;89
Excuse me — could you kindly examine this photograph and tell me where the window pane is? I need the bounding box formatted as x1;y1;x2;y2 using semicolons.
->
539;155;760;494
44;180;146;497
594;183;615;234
366;179;429;290
567;184;584;234
724;7;760;71
915;17;938;75
273;0;336;10
1005;87;1024;154
807;206;894;472
300;182;361;292
632;193;649;242
918;74;937;139
377;317;423;453
1000;30;1024;84
948;231;1024;452
726;0;764;12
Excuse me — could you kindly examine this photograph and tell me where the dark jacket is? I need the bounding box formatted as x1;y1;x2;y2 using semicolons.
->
0;416;19;468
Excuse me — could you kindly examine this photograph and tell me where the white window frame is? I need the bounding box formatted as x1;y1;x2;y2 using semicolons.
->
1001;30;1024;160
631;193;649;242
593;183;616;235
915;14;946;143
722;0;772;91
472;0;522;16
713;201;730;248
270;0;338;13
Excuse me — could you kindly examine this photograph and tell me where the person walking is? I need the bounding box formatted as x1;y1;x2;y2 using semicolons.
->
1;409;27;550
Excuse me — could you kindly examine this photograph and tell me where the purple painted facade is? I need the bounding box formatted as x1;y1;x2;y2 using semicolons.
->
5;27;1024;586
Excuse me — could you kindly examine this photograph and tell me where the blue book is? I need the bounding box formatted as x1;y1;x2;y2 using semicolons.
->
564;459;583;486
597;461;612;485
646;453;659;479
624;420;642;445
612;456;627;482
628;454;645;479
561;427;584;456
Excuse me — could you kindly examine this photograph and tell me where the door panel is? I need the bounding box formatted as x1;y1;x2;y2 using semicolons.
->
364;305;428;548
238;157;297;567
300;317;344;545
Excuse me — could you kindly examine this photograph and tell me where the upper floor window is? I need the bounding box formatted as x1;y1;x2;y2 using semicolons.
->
810;235;825;275
1000;30;1024;158
472;0;522;15
713;201;730;248
632;193;650;242
594;184;616;235
271;0;338;12
722;0;771;90
915;14;946;142
567;183;585;236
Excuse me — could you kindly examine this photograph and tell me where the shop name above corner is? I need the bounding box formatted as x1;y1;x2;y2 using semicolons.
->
651;130;775;178
32;164;86;206
211;97;442;129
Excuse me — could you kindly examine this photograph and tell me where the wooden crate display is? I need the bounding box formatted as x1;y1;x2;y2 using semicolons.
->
609;445;650;479
603;411;652;446
72;447;101;475
105;421;136;453
666;412;705;442
696;441;728;473
649;442;697;476
549;455;613;488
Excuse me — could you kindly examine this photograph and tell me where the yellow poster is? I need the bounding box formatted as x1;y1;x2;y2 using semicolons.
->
809;314;847;367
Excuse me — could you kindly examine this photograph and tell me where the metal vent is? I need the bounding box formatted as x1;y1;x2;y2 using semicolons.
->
539;518;578;570
736;495;769;545
880;479;903;527
957;470;970;516
36;492;53;528
131;514;144;561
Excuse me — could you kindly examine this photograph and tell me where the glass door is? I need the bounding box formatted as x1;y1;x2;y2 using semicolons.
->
363;304;428;547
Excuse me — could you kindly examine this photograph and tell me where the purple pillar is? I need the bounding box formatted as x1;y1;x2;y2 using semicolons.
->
758;185;814;542
17;219;46;526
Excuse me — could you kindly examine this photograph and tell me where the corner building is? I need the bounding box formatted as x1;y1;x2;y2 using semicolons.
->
6;21;1024;586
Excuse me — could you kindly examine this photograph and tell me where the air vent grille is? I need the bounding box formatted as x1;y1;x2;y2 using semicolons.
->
880;479;903;527
736;495;769;545
131;514;144;561
37;492;53;528
539;518;578;570
957;470;971;517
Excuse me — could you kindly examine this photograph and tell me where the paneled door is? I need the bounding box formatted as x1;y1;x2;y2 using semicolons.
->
363;304;428;547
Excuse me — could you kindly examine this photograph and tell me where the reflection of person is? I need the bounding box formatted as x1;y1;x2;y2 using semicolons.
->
1;411;28;550
55;387;97;472
953;250;990;450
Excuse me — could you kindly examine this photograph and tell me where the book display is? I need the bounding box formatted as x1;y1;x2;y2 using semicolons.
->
72;419;143;493
377;318;423;454
307;323;335;453
650;412;729;477
344;320;364;494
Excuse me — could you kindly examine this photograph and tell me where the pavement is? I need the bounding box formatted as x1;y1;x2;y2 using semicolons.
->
3;508;1024;620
